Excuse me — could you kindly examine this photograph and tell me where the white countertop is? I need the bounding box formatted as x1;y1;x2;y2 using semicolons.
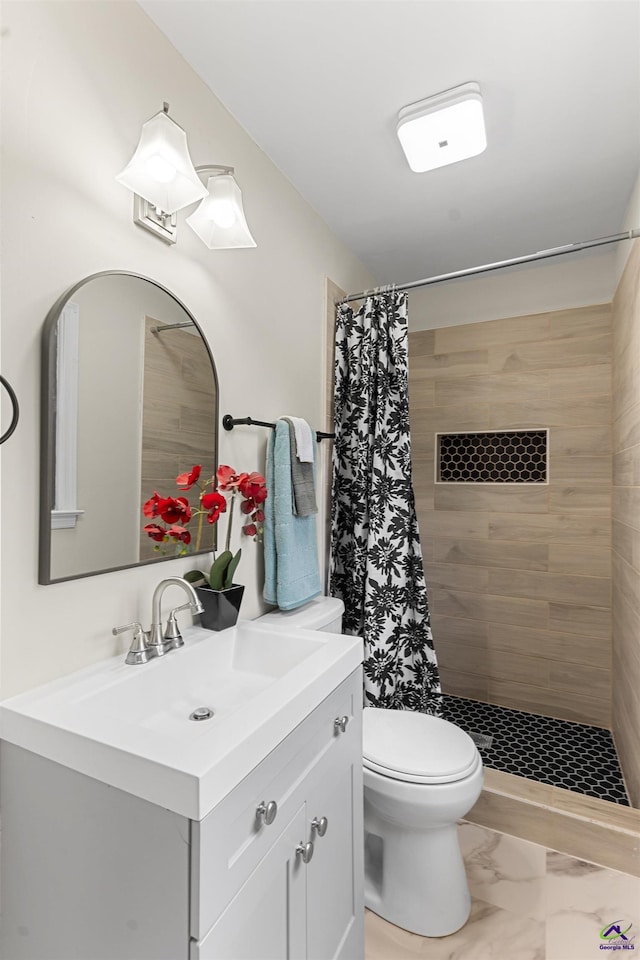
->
0;620;363;821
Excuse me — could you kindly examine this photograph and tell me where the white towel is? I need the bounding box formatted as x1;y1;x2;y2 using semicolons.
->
287;416;314;462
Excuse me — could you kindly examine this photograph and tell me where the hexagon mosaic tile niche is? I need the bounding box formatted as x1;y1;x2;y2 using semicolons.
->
442;694;630;805
437;430;547;483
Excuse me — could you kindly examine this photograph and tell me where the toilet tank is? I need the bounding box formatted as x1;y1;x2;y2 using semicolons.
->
257;596;344;633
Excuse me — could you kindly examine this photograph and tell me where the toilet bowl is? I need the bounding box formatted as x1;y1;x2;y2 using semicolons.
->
256;596;483;938
363;707;483;937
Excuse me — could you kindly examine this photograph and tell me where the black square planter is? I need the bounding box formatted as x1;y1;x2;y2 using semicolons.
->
195;584;245;632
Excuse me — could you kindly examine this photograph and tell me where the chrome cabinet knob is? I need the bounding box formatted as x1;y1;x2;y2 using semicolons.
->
256;800;278;826
334;715;349;734
296;840;314;864
311;816;328;838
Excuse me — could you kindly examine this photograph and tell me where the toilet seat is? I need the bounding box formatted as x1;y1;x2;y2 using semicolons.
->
363;707;480;784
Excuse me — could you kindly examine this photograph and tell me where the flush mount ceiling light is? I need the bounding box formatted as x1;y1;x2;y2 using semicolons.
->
186;166;257;249
396;81;486;173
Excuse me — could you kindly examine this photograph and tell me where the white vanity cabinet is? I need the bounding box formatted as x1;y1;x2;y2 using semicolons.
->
0;667;364;960
191;668;364;959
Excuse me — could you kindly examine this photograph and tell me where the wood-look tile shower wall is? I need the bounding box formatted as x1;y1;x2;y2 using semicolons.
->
140;317;218;562
612;239;640;807
408;304;612;728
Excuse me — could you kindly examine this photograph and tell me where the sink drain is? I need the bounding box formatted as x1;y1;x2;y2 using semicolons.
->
189;706;215;722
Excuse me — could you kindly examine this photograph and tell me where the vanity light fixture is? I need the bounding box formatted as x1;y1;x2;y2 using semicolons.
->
396;81;487;173
116;108;256;248
116;102;207;244
185;166;257;249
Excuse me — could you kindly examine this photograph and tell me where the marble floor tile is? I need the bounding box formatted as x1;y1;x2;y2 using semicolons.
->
545;852;640;960
365;908;425;959
365;901;545;960
458;821;547;920
364;824;640;960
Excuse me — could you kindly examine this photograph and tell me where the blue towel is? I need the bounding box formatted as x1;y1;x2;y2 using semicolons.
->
263;420;321;610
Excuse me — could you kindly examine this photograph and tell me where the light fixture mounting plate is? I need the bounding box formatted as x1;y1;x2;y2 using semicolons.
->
133;195;178;245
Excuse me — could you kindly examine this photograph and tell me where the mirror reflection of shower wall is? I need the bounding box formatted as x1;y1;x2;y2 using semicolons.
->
139;317;218;562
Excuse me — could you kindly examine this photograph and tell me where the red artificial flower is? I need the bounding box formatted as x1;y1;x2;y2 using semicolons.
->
239;472;267;502
202;491;227;524
144;522;167;542
167;525;191;544
143;460;266;554
216;465;249;491
176;465;202;490
142;492;162;518
157;496;192;525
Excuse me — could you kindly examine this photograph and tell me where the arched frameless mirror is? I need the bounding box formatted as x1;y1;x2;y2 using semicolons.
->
39;271;219;584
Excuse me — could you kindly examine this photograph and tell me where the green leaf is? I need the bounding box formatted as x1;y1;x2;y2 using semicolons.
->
184;570;207;587
224;549;242;589
209;551;233;590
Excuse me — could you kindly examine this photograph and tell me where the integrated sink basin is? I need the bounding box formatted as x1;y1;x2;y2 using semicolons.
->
82;623;326;730
0;620;363;820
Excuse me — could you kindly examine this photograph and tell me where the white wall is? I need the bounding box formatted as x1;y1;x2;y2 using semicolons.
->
408;170;640;331
0;0;373;698
616;169;640;286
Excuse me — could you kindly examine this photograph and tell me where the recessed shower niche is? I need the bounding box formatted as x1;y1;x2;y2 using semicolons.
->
436;429;548;484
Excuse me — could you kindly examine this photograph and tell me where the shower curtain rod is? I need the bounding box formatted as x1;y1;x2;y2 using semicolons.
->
150;321;193;334
344;227;640;303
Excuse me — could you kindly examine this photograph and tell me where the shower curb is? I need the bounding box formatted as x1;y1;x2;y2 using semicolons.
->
464;767;640;878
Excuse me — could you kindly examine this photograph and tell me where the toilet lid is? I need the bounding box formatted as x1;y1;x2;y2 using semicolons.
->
363;707;480;784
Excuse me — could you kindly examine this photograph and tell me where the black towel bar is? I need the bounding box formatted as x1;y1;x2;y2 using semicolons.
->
222;414;334;442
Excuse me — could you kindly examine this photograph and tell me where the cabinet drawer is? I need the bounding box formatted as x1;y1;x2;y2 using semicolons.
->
191;670;361;940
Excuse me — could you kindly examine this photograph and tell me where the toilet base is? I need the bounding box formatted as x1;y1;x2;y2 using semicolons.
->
364;809;472;937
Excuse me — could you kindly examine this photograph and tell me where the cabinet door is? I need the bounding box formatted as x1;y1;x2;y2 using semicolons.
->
191;806;307;960
192;674;358;939
305;711;364;960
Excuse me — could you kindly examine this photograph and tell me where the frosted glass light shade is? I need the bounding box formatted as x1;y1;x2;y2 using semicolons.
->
186;174;257;249
397;82;486;173
116;110;207;214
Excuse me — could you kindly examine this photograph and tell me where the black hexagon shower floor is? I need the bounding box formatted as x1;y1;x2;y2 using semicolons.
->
442;694;630;806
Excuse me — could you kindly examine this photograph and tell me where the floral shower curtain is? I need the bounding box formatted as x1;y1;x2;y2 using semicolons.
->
330;291;442;715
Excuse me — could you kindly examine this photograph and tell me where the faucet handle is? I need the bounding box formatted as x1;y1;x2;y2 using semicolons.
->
164;602;195;649
112;622;154;666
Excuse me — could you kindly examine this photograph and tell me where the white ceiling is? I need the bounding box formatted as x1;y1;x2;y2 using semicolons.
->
139;1;640;289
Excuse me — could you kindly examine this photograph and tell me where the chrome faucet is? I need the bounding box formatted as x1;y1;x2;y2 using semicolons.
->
148;577;204;655
113;577;204;664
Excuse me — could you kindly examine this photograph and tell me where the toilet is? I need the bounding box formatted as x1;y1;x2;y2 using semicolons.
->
257;596;484;938
362;707;483;936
